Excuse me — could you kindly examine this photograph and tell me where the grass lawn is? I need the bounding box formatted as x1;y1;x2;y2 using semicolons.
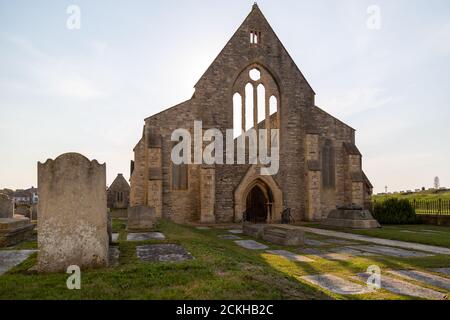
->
1;220;449;300
373;190;450;202
304;224;450;248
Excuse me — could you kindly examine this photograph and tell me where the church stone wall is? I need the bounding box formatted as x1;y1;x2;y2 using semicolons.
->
130;4;372;224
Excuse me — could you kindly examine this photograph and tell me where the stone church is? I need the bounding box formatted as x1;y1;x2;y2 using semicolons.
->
130;4;373;224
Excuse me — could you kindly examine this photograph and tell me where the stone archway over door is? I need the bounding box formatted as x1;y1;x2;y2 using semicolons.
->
246;184;270;223
234;165;283;223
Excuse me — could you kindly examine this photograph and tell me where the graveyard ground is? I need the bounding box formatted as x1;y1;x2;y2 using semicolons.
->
0;220;449;300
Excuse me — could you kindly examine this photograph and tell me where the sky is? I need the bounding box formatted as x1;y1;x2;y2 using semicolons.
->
0;0;449;193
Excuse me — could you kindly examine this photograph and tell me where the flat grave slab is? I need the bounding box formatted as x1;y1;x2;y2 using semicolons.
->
432;268;450;276
228;229;243;234
298;248;349;261
347;245;432;258
388;270;450;291
0;250;37;275
298;248;322;255
108;246;120;267
356;272;446;300
421;230;443;234
127;232;166;242
136;244;193;263
111;233;119;243
304;239;328;246
326;239;358;246
218;235;242;240
266;250;313;262
330;247;375;257
301;274;372;295
196;227;210;230
316;253;349;261
235;240;268;250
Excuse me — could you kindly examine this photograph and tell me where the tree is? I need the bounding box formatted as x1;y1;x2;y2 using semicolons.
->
434;177;440;189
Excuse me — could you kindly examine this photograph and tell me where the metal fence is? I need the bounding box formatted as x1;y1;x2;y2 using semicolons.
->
373;199;450;216
412;199;450;216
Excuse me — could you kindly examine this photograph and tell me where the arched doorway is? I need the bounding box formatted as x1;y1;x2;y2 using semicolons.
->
245;185;269;223
234;165;283;223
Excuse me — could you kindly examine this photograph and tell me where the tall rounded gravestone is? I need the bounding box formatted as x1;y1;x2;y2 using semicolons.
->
0;193;13;219
37;153;109;273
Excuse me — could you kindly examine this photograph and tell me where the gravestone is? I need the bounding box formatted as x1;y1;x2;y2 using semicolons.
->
37;153;109;273
304;239;328;247
301;274;372;295
323;207;381;229
111;233;119;243
30;204;38;220
136;244;193;262
266;250;314;262
0;218;35;248
234;240;268;250
0;195;34;248
218;234;242;240
356;272;445;300
0;194;13;219
127;206;155;232
347;245;432;258
388;270;450;291
127;232;165;242
108;246;120;267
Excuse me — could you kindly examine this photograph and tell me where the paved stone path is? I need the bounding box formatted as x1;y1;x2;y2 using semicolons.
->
228;229;243;234
301;274;372;295
127;232;166;241
0;250;37;275
266;250;313;262
218;235;242;240
136;244;193;263
292;226;450;255
355;272;446;300
388;270;450;291
235;240;268;250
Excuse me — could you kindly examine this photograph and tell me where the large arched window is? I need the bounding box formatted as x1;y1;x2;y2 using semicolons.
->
232;65;280;142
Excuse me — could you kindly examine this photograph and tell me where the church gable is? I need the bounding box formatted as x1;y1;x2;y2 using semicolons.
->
194;4;315;97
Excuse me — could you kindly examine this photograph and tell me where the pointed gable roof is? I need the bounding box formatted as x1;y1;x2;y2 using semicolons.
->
194;3;315;94
108;174;130;191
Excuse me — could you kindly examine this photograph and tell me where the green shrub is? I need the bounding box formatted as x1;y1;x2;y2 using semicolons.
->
373;198;417;225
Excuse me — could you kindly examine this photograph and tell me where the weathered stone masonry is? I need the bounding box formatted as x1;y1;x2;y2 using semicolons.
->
130;4;372;224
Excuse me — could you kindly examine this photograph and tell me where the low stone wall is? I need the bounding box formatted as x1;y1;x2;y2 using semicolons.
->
417;215;450;227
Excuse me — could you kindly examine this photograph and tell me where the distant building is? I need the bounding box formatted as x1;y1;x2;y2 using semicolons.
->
107;174;130;210
12;187;38;205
